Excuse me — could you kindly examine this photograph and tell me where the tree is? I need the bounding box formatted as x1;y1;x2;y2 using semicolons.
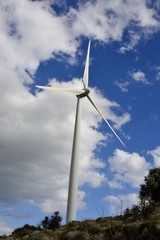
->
40;211;62;230
139;167;160;205
48;211;62;230
41;216;49;229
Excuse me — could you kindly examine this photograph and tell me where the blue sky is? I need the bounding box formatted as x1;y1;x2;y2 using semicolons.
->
0;0;160;235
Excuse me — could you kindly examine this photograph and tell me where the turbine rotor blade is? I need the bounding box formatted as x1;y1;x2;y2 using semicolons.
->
87;95;125;147
36;85;84;95
83;40;91;89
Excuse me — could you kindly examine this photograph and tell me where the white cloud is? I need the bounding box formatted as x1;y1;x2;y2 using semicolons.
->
115;70;151;93
69;0;159;44
113;113;131;130
148;146;160;167
155;66;160;80
119;31;141;54
156;71;160;80
0;0;77;76
104;193;139;215
115;81;130;92
107;149;151;188
0;220;13;236
131;70;149;84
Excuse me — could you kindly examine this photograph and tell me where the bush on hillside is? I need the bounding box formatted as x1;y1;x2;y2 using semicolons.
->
40;211;62;230
12;224;37;237
139;167;160;205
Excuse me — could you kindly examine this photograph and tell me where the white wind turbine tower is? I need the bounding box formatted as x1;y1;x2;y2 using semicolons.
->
36;40;125;223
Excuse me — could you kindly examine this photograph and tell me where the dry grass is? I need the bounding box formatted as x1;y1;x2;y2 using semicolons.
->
2;206;160;240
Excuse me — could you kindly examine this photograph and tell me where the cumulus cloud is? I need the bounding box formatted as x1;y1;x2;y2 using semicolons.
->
107;149;151;188
148;146;160;167
130;70;149;84
104;193;139;215
0;0;77;76
68;0;159;44
115;70;150;93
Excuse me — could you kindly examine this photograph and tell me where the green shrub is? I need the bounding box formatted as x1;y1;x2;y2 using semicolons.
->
40;211;62;230
12;224;37;237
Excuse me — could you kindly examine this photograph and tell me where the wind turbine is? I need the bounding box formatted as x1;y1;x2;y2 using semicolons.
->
36;40;125;224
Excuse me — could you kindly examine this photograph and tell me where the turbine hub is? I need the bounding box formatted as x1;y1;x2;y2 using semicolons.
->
77;88;90;98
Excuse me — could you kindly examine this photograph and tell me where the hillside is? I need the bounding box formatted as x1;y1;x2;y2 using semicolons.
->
1;207;160;240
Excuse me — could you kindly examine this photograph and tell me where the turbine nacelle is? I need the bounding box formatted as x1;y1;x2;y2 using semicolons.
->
77;88;90;98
